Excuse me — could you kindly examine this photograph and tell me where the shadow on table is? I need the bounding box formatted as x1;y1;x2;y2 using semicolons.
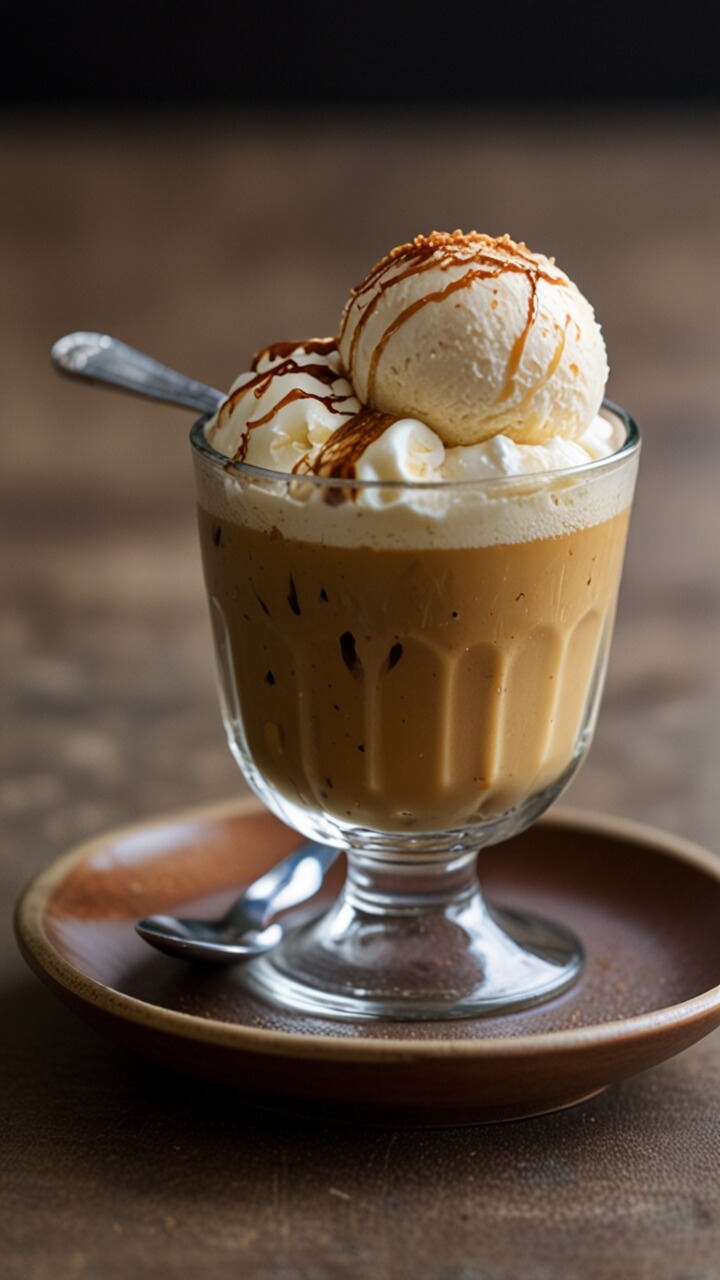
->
6;972;710;1152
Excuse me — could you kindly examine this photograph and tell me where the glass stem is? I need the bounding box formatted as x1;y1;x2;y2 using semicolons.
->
246;839;584;1019
343;848;483;917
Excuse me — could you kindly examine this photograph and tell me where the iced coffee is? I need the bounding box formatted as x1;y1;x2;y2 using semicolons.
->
193;232;638;845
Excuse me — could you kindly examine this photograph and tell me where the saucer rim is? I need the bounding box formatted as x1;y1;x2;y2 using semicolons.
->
15;797;720;1061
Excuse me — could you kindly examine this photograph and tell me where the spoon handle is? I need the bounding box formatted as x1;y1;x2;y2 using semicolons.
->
237;843;340;926
51;332;225;416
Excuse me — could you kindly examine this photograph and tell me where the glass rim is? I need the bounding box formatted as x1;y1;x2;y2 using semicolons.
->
189;399;640;493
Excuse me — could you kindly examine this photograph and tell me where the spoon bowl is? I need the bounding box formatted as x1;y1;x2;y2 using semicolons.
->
136;841;338;964
136;916;285;963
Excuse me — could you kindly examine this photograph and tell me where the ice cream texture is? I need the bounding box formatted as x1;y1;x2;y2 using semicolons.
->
205;231;619;484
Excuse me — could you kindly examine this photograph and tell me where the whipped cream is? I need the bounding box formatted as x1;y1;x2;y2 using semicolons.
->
198;231;635;549
205;339;622;487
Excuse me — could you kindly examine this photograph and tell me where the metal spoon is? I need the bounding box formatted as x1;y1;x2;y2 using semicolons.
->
51;332;224;414
54;339;336;961
52;335;340;961
136;841;339;963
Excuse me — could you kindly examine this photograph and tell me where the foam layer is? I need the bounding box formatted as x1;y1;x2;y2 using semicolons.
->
194;408;638;551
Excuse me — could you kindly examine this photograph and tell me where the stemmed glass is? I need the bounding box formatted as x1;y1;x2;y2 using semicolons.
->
191;406;639;1021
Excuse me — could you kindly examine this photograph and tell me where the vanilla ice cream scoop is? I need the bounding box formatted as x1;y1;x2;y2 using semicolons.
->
338;231;609;448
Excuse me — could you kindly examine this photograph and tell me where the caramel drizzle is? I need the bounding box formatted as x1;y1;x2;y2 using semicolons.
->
217;357;341;431
231;390;351;463
250;338;338;368
294;407;398;484
216;339;344;436
218;338;400;480
507;313;572;419
339;232;567;406
498;273;539;402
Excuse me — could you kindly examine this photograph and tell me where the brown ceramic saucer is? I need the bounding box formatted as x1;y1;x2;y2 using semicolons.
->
15;797;720;1126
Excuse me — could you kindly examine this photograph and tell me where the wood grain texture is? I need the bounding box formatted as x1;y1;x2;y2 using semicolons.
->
1;107;719;1278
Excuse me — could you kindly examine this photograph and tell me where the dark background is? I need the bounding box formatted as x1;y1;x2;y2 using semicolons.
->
2;0;717;109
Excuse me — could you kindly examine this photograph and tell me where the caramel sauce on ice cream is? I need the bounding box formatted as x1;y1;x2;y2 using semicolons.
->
338;230;608;448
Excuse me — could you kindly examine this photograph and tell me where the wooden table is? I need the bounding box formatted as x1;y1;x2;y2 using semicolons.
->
2;109;719;1278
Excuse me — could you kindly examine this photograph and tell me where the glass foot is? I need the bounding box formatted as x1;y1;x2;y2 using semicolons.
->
243;849;584;1021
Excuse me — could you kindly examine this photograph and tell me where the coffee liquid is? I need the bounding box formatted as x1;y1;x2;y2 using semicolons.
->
199;505;630;833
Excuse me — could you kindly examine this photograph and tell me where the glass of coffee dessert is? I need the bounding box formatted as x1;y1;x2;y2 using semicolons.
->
191;232;640;1020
